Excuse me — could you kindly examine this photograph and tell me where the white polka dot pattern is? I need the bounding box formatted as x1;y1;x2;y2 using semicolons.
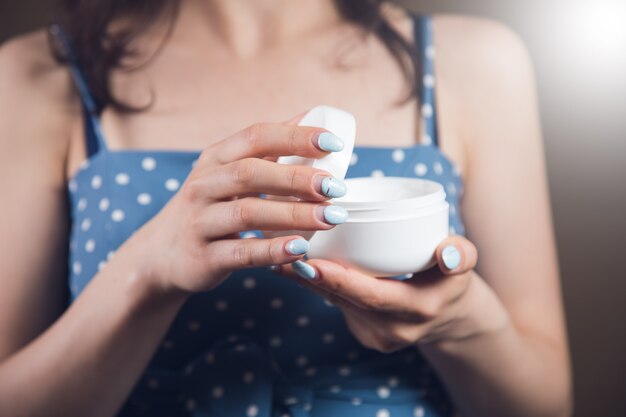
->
98;198;110;211
392;149;405;163
414;406;426;417
80;218;91;232
111;209;125;222
137;193;152;205
421;103;434;118
423;74;436;88
115;173;130;185
91;175;102;189
165;178;180;191
142;157;157;171
377;408;391;417
414;163;428;177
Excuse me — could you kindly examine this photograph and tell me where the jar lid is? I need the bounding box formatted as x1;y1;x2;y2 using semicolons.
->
276;105;356;181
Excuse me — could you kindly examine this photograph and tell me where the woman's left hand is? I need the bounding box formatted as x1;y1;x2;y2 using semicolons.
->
274;236;488;351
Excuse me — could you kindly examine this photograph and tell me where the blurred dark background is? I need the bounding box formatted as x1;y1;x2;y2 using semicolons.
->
1;0;625;416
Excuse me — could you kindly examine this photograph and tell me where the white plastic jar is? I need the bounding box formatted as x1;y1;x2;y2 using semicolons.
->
276;105;449;277
307;176;449;277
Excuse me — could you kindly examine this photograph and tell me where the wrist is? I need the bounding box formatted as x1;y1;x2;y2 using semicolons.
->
110;231;190;315
420;272;511;347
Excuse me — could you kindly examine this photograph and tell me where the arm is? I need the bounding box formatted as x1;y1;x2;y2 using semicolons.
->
419;15;572;417
0;33;349;417
274;14;572;417
0;33;190;417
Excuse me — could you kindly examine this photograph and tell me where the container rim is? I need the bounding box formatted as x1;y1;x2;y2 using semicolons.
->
335;177;446;210
344;201;449;224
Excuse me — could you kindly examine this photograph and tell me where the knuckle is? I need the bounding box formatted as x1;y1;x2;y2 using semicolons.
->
449;274;472;300
371;333;402;354
363;294;386;311
467;244;478;268
182;178;205;203
289;202;300;227
287;167;317;199
267;240;283;265
287;126;300;154
388;325;417;346
287;167;300;192
231;159;257;187
232;241;255;268
323;276;342;294
243;123;266;150
416;297;443;320
198;145;217;165
228;199;254;229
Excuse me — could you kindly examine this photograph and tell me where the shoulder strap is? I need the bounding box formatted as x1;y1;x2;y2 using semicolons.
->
49;24;108;157
413;15;440;148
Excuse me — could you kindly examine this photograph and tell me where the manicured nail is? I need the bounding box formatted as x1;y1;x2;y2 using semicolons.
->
292;260;317;280
285;238;309;256
442;245;461;270
317;205;349;225
317;132;344;152
314;176;347;198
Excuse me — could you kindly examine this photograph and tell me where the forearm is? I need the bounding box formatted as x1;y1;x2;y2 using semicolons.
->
0;237;188;417
420;274;572;417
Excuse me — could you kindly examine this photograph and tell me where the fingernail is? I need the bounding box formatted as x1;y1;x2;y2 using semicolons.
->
317;132;344;152
442;245;461;270
292;260;317;280
316;205;349;225
285;238;309;256
314;175;347;198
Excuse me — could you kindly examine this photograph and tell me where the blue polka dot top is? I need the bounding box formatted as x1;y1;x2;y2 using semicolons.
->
56;13;465;417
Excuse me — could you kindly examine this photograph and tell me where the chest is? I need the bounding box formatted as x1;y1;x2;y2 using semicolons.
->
98;34;421;153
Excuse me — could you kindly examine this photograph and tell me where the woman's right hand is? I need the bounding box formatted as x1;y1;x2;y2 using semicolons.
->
128;121;348;296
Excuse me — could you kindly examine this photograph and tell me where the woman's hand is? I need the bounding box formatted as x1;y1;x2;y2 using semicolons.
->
274;236;507;351
127;120;350;296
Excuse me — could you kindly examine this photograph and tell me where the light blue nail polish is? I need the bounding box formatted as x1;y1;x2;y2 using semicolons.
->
323;205;349;225
321;177;347;198
292;260;316;280
317;132;344;152
286;238;309;256
442;245;461;270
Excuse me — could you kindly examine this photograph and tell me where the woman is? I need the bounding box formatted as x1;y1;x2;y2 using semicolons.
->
0;0;572;416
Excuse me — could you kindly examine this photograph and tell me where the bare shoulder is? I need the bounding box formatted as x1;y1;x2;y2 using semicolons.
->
433;14;533;80
0;29;74;102
432;14;539;145
0;29;77;181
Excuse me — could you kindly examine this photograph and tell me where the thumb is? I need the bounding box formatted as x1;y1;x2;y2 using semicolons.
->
435;235;478;275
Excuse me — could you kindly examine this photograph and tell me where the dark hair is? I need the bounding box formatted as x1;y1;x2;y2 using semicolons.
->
50;0;421;113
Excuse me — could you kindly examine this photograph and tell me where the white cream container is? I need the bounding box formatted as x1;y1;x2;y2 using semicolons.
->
274;105;449;277
307;177;449;277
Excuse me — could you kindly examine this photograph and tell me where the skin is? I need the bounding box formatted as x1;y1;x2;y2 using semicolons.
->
0;0;572;416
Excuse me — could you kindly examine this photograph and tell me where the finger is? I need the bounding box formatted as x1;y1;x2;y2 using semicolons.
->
208;235;310;273
276;259;428;319
203;198;347;238
271;263;357;309
206;123;344;165
263;112;308;163
435;236;478;275
195;158;346;201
